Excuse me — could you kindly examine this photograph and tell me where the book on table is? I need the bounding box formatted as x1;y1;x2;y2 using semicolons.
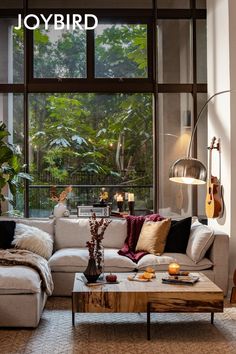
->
162;275;199;285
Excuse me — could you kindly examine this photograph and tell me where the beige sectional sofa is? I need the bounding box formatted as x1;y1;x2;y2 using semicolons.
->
0;218;54;327
0;216;229;327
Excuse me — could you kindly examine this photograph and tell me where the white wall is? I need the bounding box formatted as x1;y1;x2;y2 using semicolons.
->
207;0;236;284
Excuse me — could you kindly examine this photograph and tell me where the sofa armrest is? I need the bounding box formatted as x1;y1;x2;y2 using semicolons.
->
208;230;229;295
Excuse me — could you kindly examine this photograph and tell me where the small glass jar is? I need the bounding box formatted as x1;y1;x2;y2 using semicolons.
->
168;262;180;275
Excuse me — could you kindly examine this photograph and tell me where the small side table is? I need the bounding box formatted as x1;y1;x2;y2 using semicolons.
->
230;269;236;303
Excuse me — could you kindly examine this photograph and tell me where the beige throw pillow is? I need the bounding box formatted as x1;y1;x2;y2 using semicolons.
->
186;221;215;263
135;219;171;255
12;223;53;260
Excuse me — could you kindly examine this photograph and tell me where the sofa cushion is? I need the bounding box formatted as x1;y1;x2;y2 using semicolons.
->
135;219;171;255
164;217;192;253
186;221;215;263
0;218;54;238
16;219;54;238
49;248;136;272
137;252;213;271
12;224;53;260
0;265;41;294
0;221;16;249
54;218;127;250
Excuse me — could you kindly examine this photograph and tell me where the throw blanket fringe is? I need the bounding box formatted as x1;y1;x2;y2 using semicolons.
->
0;249;54;296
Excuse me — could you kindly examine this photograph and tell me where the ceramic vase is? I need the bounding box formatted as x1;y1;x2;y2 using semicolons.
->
53;202;67;218
83;258;100;283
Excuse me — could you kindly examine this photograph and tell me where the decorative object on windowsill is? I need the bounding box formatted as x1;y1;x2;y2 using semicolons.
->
116;194;124;212
128;193;135;215
53;202;67;218
63;209;70;217
50;185;72;218
98;187;109;206
83;213;111;283
0;122;32;216
169;89;235;218
168;262;180;275
77;205;110;217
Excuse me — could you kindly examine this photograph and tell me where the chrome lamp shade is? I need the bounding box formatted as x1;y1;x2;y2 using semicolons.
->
169;158;207;185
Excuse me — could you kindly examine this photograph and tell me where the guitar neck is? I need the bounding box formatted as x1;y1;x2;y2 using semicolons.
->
208;147;212;185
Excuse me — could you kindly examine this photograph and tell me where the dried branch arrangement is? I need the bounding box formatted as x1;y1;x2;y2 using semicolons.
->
86;213;112;272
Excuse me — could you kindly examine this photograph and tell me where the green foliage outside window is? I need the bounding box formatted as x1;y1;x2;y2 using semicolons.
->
12;23;153;214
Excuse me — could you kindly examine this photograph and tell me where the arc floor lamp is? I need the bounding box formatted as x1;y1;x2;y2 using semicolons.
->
169;89;234;185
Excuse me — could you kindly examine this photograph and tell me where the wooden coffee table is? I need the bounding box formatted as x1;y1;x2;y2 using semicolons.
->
72;272;224;340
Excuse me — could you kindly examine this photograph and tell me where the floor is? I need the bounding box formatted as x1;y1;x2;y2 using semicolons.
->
0;297;236;354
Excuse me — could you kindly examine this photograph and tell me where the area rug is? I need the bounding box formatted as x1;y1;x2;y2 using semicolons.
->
0;298;236;354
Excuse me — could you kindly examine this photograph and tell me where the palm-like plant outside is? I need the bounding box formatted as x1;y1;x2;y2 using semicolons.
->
0;122;32;215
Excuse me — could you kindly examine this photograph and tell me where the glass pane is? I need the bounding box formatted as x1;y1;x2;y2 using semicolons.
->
197;93;207;217
196;0;206;9
95;24;148;78
158;93;193;217
33;25;86;78
197;20;207;83
0;19;24;83
157;0;190;8
157;20;192;83
28;93;153;217
0;93;24;215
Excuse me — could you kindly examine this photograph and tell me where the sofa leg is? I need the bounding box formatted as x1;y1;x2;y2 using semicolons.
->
230;286;236;303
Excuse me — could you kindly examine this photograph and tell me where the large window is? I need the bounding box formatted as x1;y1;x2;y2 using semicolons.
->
29;93;153;216
0;1;207;217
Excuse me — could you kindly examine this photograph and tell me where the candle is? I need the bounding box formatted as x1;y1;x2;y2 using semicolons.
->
117;195;123;202
128;193;134;202
168;262;180;275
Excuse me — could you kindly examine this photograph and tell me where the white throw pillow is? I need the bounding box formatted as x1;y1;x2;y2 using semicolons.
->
12;223;53;260
186;221;215;263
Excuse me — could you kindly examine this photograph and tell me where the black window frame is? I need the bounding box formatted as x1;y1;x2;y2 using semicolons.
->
0;0;207;217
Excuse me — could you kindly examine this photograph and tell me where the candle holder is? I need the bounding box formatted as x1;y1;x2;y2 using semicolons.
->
117;201;124;212
128;201;135;215
168;262;180;275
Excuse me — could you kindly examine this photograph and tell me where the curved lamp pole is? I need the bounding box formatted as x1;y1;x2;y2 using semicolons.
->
169;90;233;185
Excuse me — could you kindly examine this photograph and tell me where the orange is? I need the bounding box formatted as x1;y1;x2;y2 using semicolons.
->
143;272;153;279
146;267;155;273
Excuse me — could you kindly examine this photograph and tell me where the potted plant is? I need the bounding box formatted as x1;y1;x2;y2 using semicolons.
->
0;122;32;215
50;185;72;217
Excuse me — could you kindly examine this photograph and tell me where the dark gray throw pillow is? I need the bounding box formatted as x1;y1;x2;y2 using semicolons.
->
164;217;192;253
0;221;16;249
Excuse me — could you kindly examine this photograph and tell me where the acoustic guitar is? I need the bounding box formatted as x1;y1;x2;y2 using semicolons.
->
205;137;223;218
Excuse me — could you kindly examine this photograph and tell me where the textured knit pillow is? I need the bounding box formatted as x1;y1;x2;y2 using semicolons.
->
12;223;53;260
186;221;215;263
135;218;171;255
0;221;16;249
164;217;192;253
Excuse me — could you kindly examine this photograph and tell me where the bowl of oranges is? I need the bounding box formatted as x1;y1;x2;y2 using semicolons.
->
128;267;156;282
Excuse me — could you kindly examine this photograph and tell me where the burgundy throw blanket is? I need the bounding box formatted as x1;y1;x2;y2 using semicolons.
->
118;214;164;263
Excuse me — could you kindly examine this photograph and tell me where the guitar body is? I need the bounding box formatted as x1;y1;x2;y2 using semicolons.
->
205;176;222;218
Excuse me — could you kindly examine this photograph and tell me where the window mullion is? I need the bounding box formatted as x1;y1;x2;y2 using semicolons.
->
87;29;95;80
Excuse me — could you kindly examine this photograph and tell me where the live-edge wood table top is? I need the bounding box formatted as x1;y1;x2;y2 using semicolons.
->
72;272;223;314
73;272;223;295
